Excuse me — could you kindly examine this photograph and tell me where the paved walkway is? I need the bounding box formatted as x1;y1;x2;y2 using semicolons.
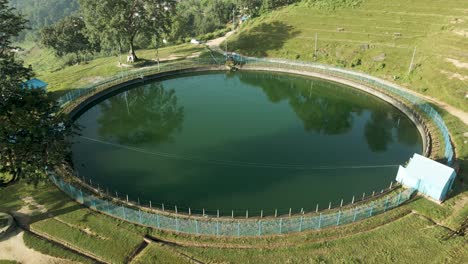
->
0;229;75;264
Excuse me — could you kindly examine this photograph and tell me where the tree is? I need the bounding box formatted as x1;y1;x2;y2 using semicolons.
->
79;0;175;60
0;0;73;184
40;16;97;62
1;0;32;98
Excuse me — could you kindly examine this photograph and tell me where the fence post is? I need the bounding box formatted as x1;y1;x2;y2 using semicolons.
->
258;221;262;236
216;221;219;236
157;214;161;228
139;209;142;224
317;213;322;229
369;203;374;217
397;192;402;205
351;196;355;204
299;216;304;232
176;218;179;233
336;211;342;226
279;218;283;234
122;206;126;220
353;207;358;222
79;189;84;204
195;220;199;235
384;196;389;212
316;204;319;213
237;221;241;237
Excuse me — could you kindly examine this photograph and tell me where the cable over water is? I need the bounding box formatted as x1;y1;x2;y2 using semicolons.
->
79;136;399;170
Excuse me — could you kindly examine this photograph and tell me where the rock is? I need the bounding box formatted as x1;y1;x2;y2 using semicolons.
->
373;53;386;62
394;32;402;37
463;132;468;138
337;27;345;32
360;44;370;51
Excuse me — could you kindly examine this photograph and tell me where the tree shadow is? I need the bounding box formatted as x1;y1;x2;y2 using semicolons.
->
231;21;300;57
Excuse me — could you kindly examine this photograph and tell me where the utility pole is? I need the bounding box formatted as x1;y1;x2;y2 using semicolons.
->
232;8;236;30
408;46;417;75
155;33;160;72
314;33;318;60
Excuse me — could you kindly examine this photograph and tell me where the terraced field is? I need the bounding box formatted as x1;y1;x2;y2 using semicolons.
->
228;0;468;111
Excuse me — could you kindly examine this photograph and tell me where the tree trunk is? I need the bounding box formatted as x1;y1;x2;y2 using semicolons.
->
129;41;138;61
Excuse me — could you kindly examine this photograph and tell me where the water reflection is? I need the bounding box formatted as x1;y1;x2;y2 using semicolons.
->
237;72;421;150
97;83;184;145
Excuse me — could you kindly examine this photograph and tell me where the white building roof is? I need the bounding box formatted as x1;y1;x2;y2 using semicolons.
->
404;154;455;185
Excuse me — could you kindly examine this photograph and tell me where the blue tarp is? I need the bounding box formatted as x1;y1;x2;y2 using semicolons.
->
22;78;48;90
396;154;456;202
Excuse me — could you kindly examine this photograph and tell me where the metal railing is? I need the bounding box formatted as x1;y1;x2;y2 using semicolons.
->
51;175;414;237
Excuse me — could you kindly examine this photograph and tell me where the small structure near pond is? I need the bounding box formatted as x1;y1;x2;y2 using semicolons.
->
22;78;48;90
396;153;456;203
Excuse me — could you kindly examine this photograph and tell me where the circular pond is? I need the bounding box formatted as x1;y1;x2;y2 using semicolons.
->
72;71;422;216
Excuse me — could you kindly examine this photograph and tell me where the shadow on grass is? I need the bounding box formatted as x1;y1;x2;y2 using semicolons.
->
231;21;300;57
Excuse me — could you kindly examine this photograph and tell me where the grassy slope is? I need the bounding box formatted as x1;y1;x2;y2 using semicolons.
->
227;0;468;111
19;43;207;93
1;1;466;262
131;244;191;264
22;232;94;264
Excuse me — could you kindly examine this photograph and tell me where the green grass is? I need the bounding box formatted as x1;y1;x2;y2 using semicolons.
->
0;260;19;264
32;209;144;263
23;232;94;264
1;1;466;262
132;244;191;264
19;43;207;93
227;0;468;111
180;214;467;264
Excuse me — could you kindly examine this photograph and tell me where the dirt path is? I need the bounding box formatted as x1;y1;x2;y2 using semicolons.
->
404;89;468;125
0;229;76;264
0;197;76;264
206;30;236;53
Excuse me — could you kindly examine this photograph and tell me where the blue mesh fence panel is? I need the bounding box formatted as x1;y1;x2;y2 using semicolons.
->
50;175;415;237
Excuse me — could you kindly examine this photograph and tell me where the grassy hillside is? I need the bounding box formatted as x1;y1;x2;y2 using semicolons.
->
18;43;206;92
227;0;468;111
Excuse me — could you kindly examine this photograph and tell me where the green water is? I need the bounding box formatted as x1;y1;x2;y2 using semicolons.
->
72;71;422;216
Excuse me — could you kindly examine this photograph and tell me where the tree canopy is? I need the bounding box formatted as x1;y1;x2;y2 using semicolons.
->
40;16;97;60
1;0;73;184
8;0;79;40
79;0;175;60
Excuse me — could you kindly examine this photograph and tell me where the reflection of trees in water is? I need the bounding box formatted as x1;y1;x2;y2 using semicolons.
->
97;82;184;145
238;73;361;135
365;111;421;152
237;72;420;151
364;111;394;152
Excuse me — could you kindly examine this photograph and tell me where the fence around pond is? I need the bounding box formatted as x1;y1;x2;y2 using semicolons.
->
53;55;453;236
51;175;414;237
